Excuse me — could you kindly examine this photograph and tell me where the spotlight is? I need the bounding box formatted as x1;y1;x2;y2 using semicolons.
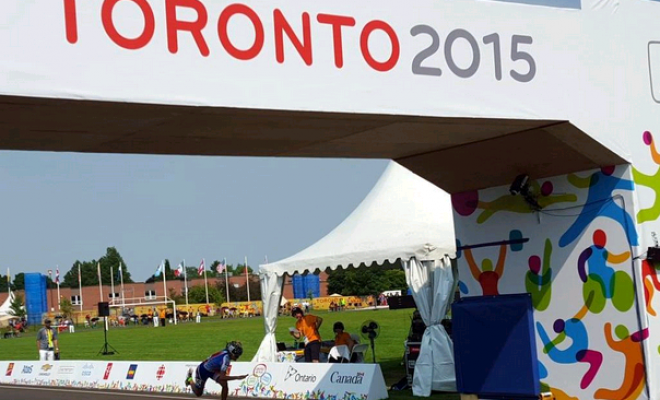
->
510;174;530;196
509;174;541;211
648;247;660;262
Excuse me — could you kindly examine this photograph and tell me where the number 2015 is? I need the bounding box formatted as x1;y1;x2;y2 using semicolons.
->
410;25;536;83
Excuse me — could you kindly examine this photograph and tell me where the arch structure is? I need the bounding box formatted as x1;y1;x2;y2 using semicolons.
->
2;1;660;399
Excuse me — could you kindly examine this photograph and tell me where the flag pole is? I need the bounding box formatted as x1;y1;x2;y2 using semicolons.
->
56;266;61;310
110;265;115;306
7;267;11;300
245;256;250;303
183;259;189;308
119;263;125;306
224;258;230;303
163;260;168;302
203;259;209;305
78;262;83;313
97;262;103;302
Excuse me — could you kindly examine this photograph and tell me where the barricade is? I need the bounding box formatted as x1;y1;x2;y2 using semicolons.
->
0;360;389;399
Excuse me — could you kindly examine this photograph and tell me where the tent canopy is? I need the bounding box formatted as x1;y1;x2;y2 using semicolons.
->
0;292;14;317
260;162;456;277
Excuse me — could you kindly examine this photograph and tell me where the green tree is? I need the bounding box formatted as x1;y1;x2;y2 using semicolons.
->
0;274;10;292
11;273;24;291
327;266;406;297
59;298;74;319
9;294;25;318
231;279;261;301
62;247;133;288
187;284;224;305
168;288;185;304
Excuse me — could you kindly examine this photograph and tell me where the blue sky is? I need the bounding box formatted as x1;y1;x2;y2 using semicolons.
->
0;152;387;281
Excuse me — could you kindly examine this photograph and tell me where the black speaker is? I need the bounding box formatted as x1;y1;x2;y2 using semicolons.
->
98;302;110;317
388;295;417;310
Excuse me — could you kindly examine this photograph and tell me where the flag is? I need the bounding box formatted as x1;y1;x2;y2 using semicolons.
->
198;259;205;276
55;268;60;284
154;260;164;277
175;262;184;278
216;260;225;274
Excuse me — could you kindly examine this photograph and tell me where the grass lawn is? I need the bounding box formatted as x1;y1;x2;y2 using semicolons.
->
0;308;458;400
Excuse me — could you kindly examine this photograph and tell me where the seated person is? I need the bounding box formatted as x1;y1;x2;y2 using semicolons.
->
329;322;356;363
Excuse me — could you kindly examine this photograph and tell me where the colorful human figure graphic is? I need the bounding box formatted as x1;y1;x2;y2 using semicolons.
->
464;244;506;295
525;239;553;311
641;260;660;316
536;301;603;390
595;323;647;400
559;167;638;248
577;229;635;313
451;181;577;223
632;130;660;223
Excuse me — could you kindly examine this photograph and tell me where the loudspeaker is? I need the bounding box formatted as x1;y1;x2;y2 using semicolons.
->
387;295;417;310
98;302;110;317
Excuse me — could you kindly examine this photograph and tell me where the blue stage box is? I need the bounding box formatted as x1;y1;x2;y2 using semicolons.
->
452;293;540;399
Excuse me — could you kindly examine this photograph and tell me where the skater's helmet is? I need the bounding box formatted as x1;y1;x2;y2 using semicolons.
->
226;341;243;359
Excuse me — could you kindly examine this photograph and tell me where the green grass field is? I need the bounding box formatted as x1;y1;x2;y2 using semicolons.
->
0;308;458;400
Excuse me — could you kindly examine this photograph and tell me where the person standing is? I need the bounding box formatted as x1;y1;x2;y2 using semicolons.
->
290;307;323;363
185;341;248;399
36;319;59;361
159;308;167;327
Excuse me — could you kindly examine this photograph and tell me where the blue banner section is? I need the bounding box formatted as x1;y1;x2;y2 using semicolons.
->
485;0;581;9
452;294;540;399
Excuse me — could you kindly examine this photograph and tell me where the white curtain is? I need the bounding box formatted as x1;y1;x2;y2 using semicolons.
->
404;256;457;396
252;271;284;362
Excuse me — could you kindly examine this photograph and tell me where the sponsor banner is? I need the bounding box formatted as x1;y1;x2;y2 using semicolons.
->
0;361;387;399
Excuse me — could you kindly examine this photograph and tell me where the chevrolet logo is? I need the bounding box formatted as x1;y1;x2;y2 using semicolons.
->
41;364;53;371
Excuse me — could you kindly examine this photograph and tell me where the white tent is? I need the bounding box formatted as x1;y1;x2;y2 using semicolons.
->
254;161;457;396
0;292;14;317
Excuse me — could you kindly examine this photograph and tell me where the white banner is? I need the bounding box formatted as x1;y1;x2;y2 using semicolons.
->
0;360;388;400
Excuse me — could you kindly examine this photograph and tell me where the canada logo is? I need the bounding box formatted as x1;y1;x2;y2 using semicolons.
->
156;364;166;380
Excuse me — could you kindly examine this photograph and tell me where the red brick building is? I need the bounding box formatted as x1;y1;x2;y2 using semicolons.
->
0;272;329;311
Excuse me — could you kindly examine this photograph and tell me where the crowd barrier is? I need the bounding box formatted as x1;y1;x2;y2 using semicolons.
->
0;360;388;400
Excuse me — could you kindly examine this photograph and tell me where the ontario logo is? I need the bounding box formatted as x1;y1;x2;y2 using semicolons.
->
126;364;138;380
156;364;166;380
5;363;14;376
284;365;316;383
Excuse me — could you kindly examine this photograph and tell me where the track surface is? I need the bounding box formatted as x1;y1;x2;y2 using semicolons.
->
0;385;229;400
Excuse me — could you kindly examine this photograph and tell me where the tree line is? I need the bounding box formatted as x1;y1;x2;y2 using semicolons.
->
0;247;258;292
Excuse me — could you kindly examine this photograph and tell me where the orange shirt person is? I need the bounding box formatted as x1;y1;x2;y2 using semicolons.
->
290;307;323;363
330;321;355;363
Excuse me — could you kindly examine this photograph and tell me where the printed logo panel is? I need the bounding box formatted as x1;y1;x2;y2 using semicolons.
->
103;363;113;380
126;364;138;380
